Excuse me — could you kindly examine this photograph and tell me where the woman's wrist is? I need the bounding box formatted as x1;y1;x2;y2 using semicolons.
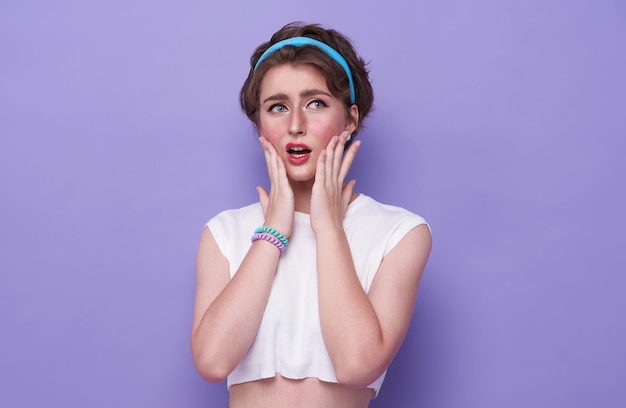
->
251;224;290;256
262;219;292;239
312;220;346;239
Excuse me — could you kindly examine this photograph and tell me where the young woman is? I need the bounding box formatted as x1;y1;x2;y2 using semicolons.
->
191;22;432;408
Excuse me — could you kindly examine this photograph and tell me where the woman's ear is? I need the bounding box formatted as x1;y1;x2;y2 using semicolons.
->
345;104;359;134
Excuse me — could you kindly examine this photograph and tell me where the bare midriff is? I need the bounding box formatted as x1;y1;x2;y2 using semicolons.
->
229;374;375;408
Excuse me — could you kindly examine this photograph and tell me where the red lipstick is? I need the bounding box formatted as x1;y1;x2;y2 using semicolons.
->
285;143;312;165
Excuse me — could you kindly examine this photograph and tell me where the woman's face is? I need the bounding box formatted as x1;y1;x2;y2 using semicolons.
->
257;64;358;183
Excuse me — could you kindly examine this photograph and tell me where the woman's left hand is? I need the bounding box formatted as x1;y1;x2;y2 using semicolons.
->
310;132;361;234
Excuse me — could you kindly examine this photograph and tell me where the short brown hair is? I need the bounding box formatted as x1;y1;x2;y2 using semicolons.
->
239;22;374;138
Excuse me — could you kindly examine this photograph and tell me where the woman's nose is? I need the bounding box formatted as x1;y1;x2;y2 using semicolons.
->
288;109;306;136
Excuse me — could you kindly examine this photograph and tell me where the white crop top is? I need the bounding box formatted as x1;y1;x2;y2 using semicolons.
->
206;194;427;397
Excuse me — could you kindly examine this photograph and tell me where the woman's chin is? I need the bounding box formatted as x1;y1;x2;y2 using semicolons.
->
286;171;316;184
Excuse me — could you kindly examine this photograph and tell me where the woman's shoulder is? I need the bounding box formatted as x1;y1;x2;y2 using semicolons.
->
206;202;263;229
348;194;428;226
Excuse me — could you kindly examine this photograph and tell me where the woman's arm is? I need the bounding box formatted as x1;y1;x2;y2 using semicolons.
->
316;223;432;387
191;137;294;382
311;133;432;386
190;227;281;383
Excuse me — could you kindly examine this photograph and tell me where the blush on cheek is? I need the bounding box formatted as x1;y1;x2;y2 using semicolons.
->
310;122;345;145
258;121;278;142
259;130;282;146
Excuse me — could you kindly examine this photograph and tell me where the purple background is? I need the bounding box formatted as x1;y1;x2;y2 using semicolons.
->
1;1;625;407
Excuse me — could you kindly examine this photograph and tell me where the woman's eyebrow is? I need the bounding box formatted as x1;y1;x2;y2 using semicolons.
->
262;89;333;104
262;93;289;104
300;89;333;99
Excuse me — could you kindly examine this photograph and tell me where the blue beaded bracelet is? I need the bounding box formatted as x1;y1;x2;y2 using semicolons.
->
254;226;289;248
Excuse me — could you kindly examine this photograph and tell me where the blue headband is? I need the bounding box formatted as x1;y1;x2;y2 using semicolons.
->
253;36;356;104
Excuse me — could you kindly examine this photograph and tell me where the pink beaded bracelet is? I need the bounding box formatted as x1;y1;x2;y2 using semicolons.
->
251;232;286;255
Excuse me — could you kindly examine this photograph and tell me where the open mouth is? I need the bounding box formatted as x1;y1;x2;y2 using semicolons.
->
288;146;312;158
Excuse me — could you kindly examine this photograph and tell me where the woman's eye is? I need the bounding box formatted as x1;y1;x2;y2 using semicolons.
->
269;104;286;113
308;100;327;109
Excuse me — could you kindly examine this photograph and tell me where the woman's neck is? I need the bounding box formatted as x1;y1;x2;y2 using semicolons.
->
290;179;314;214
289;179;360;214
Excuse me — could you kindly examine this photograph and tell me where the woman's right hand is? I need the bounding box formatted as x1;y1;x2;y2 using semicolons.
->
257;137;295;238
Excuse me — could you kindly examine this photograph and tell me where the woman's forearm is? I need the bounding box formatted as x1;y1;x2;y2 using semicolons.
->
317;224;430;387
191;239;280;382
315;227;388;387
